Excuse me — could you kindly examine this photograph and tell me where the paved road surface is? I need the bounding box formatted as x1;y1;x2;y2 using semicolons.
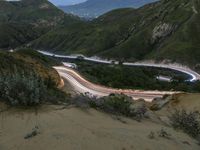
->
54;66;177;102
39;50;200;82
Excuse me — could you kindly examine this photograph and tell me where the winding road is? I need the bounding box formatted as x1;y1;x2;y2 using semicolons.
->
39;50;200;82
37;50;200;101
54;66;176;101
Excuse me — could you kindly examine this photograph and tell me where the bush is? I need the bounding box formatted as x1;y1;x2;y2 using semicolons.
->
91;94;147;120
158;128;171;139
169;109;200;138
95;94;133;116
71;93;96;108
0;70;46;106
71;93;147;120
0;69;70;106
45;88;70;104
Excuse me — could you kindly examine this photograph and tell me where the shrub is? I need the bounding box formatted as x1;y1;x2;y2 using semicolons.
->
0;70;46;106
71;93;96;108
148;131;155;139
169;109;200;138
91;94;147;120
158;128;171;139
148;129;171;140
45;88;70;104
96;94;133;116
71;93;147;120
0;69;69;106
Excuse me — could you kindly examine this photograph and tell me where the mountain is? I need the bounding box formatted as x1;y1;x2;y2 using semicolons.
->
0;0;77;26
59;0;158;19
31;0;200;68
0;0;79;49
49;0;86;6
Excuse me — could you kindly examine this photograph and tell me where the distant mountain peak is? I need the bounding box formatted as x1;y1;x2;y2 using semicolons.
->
60;0;158;19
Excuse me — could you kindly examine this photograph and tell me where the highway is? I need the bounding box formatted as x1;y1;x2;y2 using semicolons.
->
54;66;176;102
39;50;200;82
38;50;200;101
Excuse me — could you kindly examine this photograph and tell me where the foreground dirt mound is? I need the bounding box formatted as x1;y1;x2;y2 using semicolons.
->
0;105;199;150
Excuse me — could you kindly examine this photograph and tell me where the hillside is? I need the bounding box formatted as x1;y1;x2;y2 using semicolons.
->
59;0;158;19
0;0;79;49
31;0;200;68
0;0;76;26
0;23;41;49
0;49;67;105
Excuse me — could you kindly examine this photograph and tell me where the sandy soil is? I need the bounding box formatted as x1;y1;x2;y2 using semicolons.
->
0;104;199;150
157;93;200;116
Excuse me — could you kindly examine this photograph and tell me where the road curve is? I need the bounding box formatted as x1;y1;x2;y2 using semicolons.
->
39;50;200;82
54;66;177;102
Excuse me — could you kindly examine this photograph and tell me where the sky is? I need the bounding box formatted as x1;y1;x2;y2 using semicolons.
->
49;0;87;6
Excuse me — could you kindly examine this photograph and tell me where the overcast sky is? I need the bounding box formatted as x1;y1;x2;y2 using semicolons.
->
49;0;86;6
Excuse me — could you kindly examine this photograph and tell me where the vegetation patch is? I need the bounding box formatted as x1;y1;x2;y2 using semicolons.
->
169;109;200;138
74;61;200;92
72;93;147;121
0;49;69;106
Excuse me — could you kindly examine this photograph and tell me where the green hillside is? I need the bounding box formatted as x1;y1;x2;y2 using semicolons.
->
0;0;76;26
0;23;40;49
0;0;79;50
31;0;200;67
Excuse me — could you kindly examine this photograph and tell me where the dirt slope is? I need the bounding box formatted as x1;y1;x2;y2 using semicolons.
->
0;104;199;150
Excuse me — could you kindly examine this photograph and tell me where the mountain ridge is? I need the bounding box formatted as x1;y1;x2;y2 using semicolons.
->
59;0;158;19
0;0;79;49
31;0;200;68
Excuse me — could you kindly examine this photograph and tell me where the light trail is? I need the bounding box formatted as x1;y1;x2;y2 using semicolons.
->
54;66;177;101
38;50;200;82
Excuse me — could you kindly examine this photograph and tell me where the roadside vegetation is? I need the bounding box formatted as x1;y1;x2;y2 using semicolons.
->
169;109;200;139
71;93;147;121
73;61;200;92
0;49;68;106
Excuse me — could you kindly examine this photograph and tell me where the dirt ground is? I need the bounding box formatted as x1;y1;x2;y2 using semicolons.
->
0;102;199;150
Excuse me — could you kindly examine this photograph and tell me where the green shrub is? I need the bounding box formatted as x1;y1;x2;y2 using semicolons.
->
71;93;147;120
91;94;147;120
98;94;133;116
169;109;200;138
71;93;95;108
0;70;46;106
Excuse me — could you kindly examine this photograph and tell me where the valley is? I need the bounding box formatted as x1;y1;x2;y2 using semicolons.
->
0;0;200;150
38;50;200;96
